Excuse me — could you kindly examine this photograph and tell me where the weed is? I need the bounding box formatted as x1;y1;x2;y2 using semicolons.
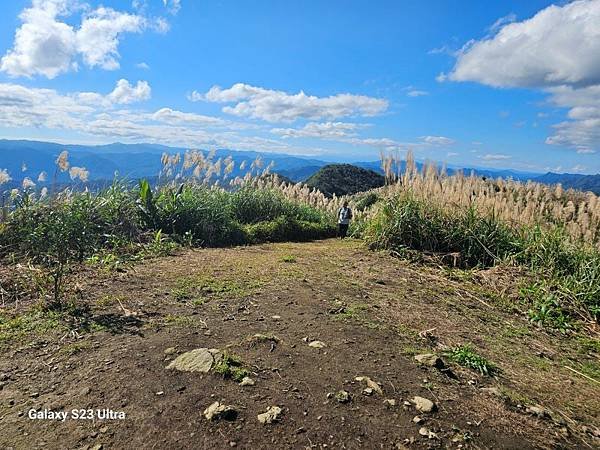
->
213;352;249;382
59;340;92;356
445;344;498;376
280;255;297;263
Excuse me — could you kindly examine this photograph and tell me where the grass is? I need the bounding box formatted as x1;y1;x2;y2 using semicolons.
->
445;344;498;376
280;254;297;263
0;307;67;346
213;352;249;382
361;192;600;327
172;275;262;303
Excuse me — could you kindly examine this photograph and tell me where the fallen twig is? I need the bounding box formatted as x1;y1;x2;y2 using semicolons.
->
564;366;600;385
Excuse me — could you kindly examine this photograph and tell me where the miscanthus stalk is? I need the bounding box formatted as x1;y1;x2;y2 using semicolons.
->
380;151;600;248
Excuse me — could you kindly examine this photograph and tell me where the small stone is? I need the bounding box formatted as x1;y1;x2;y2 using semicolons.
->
526;405;549;418
355;376;383;395
413;415;423;423
418;427;437;439
100;426;109;433
362;387;374;396
257;406;282;424
203;402;237;421
79;387;91;396
383;399;396;407
308;341;326;349
30;392;39;398
90;445;103;450
239;377;255;387
229;442;237;447
156;391;164;396
335;390;351;403
412;396;436;413
414;354;445;370
164;347;177;355
271;315;281;320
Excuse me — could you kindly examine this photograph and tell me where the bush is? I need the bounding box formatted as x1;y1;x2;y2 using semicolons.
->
244;216;335;244
363;193;519;267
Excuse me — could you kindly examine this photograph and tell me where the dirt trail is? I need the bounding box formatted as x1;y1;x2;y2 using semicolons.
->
1;239;598;449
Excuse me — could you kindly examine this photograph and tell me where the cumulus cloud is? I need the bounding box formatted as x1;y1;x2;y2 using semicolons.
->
0;0;162;78
107;79;151;104
271;122;363;139
192;83;389;123
0;80;326;155
449;1;600;88
446;0;600;154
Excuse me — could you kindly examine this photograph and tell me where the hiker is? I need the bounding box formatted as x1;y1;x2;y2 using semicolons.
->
337;201;352;239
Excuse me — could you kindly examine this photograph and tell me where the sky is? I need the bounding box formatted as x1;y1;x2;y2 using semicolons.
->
0;0;599;174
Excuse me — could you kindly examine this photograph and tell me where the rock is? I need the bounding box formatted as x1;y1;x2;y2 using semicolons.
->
413;415;423;424
90;445;103;450
166;348;222;373
79;387;91;396
164;347;177;355
412;396;436;413
308;341;326;349
257;406;282;424
362;387;374;396
203;402;237;421
526;405;549;418
335;390;351;403
414;354;445;370
418;427;437;439
239;377;255;387
355;376;383;395
383;399;396;407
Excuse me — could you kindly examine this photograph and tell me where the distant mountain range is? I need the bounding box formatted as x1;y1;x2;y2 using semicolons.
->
0;139;599;195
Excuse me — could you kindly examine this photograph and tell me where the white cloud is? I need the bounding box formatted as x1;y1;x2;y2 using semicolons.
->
193;83;389;123
76;7;144;70
449;0;600;88
446;0;600;154
447;152;459;157
406;89;429;97
487;13;517;34
271;122;363;139
136;62;150;69
421;135;455;146
0;0;161;78
107;79;151;104
480;154;512;161
151;107;228;126
162;0;181;15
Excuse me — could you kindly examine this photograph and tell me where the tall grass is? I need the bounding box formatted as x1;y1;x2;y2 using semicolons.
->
362;189;600;325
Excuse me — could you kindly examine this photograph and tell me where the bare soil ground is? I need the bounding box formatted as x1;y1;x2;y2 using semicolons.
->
1;239;599;449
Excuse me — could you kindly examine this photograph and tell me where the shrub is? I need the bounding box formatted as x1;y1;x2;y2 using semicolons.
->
363;193;519;268
445;344;498;376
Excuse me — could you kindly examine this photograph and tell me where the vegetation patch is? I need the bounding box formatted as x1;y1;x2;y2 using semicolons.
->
213;352;249;382
445;344;498;376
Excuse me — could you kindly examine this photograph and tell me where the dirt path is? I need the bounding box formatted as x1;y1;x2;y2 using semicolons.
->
1;239;598;449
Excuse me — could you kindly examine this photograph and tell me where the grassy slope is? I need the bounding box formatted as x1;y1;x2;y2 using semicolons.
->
1;240;598;449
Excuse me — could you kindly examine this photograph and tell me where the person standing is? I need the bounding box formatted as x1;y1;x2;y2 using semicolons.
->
337;201;352;239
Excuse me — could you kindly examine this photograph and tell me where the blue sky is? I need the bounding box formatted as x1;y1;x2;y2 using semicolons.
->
0;0;599;174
